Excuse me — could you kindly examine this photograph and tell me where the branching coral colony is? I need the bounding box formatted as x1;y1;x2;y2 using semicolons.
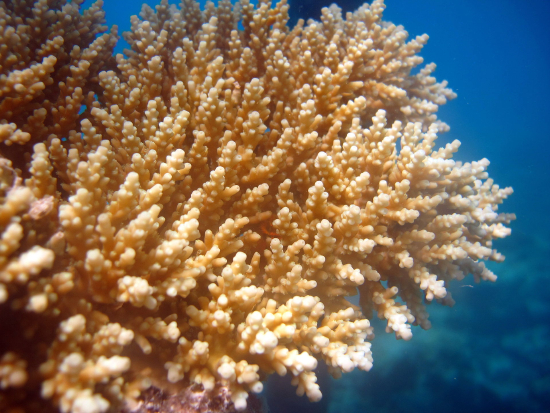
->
0;0;514;412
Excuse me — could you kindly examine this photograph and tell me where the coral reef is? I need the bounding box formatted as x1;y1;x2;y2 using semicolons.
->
0;0;513;412
123;384;264;413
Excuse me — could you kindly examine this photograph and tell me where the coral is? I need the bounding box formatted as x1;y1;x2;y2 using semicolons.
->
124;384;264;413
0;0;117;150
0;0;513;412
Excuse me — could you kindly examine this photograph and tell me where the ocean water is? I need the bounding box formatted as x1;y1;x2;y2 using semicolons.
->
85;0;550;412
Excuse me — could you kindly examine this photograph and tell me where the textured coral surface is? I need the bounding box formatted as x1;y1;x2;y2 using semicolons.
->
0;0;513;412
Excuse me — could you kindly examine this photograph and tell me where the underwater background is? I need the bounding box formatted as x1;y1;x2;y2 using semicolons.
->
85;0;550;411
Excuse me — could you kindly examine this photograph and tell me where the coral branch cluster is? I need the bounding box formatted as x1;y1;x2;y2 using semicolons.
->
0;0;513;412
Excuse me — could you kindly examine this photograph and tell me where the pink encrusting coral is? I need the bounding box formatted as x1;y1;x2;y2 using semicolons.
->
0;0;513;412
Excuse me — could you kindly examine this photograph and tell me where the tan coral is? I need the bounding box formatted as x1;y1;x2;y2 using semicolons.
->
0;1;513;412
0;0;117;156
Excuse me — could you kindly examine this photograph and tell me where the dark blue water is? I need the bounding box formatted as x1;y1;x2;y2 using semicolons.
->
88;1;550;412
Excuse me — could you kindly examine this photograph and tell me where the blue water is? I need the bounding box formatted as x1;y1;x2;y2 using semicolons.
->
88;0;550;412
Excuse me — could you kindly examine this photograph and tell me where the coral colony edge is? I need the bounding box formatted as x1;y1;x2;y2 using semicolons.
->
0;0;514;412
